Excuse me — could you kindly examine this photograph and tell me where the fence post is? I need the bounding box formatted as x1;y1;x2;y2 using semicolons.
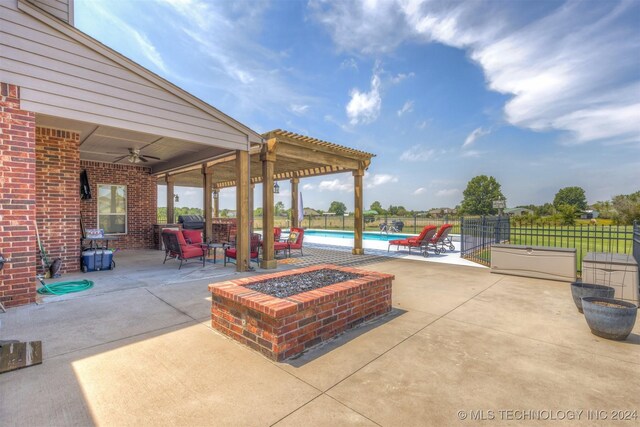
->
342;215;345;230
308;215;311;229
460;216;465;254
413;215;417;234
324;215;327;229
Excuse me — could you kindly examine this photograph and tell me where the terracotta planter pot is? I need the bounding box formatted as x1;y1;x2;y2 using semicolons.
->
582;297;637;341
571;282;615;313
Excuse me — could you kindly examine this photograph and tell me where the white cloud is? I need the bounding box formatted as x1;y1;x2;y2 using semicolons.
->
302;183;315;190
461;149;482;158
390;72;415;84
311;0;640;144
290;104;310;115
91;3;168;73
399;145;435;162
436;188;460;197
318;179;353;192
397;100;414;117
340;58;359;71
462;127;490;148
417;120;429;130
346;65;382;125
413;187;426;195
365;173;399;189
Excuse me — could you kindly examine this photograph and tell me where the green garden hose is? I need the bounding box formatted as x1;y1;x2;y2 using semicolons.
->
37;279;94;295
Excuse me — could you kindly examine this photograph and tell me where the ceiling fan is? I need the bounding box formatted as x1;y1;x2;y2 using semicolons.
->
112;148;161;164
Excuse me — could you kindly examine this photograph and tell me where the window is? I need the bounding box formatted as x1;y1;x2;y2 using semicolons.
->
97;184;127;234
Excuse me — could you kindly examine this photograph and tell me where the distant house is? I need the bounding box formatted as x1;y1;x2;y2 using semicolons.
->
303;208;320;216
428;208;456;218
504;208;533;216
580;210;600;219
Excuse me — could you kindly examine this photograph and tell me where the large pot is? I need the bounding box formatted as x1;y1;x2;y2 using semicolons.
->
582;297;637;341
571;282;615;313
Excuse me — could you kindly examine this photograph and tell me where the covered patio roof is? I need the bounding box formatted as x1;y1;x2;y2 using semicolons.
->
155;129;376;188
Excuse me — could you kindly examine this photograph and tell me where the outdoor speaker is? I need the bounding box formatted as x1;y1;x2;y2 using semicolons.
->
80;170;92;199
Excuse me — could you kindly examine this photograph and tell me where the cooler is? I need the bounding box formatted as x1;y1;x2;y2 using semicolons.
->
82;249;114;272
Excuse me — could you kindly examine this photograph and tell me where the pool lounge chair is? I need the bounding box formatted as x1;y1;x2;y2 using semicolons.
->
388;225;437;254
429;224;455;253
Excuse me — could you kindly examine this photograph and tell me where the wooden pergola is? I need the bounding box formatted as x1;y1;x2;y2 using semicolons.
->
156;129;375;270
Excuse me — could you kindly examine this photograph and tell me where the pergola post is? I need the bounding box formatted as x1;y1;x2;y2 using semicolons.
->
261;148;277;269
291;176;299;229
353;166;365;255
235;150;250;271
166;175;175;224
202;164;213;241
213;189;219;218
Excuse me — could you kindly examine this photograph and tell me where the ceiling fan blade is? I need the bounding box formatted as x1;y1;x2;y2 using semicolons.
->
138;156;149;163
112;155;128;163
142;155;161;160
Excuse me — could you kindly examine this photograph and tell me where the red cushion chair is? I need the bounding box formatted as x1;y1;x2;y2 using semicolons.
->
224;233;261;266
287;228;305;256
388;225;437;254
161;229;205;269
274;227;282;242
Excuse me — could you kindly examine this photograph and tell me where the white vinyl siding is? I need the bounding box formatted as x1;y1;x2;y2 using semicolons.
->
29;0;73;24
0;0;257;150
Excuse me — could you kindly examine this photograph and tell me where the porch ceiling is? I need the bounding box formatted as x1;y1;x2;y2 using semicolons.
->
37;114;238;172
156;129;376;188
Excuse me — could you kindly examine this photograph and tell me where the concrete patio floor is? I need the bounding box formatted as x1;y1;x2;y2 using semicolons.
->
1;250;638;426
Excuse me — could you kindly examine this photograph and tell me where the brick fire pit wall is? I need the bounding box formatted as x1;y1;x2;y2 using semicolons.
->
209;264;394;361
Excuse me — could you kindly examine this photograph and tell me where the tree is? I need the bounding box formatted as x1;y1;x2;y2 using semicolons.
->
328;201;347;216
557;204;577;226
254;207;263;217
611;191;640;225
460;175;505;215
370;201;385;215
274;201;285;216
553;186;587;211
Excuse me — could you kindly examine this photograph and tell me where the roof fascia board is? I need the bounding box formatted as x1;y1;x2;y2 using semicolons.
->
18;0;262;144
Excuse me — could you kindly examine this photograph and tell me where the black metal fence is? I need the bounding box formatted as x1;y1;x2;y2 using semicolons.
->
460;216;510;266
633;220;640;269
253;215;461;234
461;217;636;273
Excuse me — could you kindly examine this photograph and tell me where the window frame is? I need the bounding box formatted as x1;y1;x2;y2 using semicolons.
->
96;183;128;235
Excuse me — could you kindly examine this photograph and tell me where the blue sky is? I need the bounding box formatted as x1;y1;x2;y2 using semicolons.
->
76;0;639;212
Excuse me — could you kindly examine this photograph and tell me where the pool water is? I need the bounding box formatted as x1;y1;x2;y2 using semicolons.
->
303;229;413;242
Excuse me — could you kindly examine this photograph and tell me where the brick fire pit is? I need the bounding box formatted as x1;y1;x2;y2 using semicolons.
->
209;264;394;361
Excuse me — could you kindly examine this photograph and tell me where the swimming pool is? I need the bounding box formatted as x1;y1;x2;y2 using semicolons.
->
303;229;413;242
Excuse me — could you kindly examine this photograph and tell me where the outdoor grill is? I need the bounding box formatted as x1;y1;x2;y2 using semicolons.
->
178;215;205;230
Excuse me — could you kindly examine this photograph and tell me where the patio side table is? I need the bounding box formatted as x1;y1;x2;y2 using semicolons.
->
202;243;227;264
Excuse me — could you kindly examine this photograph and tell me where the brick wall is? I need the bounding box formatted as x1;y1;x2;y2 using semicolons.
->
0;83;37;308
36;127;81;274
80;161;157;249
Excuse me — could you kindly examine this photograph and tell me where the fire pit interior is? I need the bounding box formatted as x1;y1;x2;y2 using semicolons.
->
246;269;363;298
209;264;394;361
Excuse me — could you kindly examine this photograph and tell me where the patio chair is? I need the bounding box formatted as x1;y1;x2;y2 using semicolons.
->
388;225;437;254
265;227;290;258
287;227;305;256
161;229;205;269
427;224;455;254
224;233;261;266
